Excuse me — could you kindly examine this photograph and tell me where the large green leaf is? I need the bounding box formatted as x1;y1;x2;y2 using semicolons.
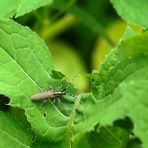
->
0;111;32;148
0;19;80;147
87;31;148;147
0;19;59;141
0;0;53;18
111;0;148;28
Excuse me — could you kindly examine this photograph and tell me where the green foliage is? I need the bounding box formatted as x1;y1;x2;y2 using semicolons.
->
111;0;148;27
0;0;53;18
73;126;128;148
0;0;148;148
91;31;148;147
0;111;32;147
54;0;114;46
0;19;56;140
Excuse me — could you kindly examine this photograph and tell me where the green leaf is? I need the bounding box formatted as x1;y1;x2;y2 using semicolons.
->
91;27;135;99
0;0;19;19
88;31;148;147
0;111;32;148
0;19;57;141
127;138;142;148
0;0;53;18
0;19;79;146
88;126;128;148
72;126;128;148
111;0;148;28
72;133;92;148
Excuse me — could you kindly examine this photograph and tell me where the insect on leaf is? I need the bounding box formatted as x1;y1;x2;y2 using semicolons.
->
0;19;79;145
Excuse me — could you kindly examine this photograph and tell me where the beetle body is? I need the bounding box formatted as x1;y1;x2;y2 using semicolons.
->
31;73;80;101
31;91;66;101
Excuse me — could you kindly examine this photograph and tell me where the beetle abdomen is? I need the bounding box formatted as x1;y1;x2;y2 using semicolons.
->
31;91;66;101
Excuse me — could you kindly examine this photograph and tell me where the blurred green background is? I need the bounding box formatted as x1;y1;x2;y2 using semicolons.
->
14;0;141;92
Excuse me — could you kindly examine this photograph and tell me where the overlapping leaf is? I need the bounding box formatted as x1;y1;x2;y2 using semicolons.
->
72;126;128;148
0;111;32;148
111;0;148;28
0;0;53;18
86;31;148;147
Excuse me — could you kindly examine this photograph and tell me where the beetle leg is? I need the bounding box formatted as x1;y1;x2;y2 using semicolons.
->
48;83;53;91
57;98;61;104
39;100;48;110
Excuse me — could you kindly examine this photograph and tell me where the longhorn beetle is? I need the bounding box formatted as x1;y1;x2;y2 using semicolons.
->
31;73;80;102
31;85;67;101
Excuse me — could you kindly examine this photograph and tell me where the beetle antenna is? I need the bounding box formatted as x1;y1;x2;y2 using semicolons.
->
62;72;80;92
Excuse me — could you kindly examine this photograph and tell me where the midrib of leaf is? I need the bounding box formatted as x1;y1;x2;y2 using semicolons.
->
65;94;82;147
1;47;41;91
29;45;52;80
0;129;30;148
0;19;66;142
0;25;51;90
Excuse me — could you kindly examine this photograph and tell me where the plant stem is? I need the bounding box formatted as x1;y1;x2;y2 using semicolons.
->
39;14;77;41
65;94;82;148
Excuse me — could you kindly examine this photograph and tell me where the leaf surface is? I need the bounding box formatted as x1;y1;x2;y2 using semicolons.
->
0;111;31;148
111;0;148;28
72;126;128;148
88;126;128;148
0;0;53;18
0;19;79;146
0;19;58;141
87;31;148;147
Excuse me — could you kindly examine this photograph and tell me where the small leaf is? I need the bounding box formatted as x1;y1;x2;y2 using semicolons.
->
88;126;128;148
0;0;53;18
0;111;32;147
72;126;128;148
111;0;148;28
